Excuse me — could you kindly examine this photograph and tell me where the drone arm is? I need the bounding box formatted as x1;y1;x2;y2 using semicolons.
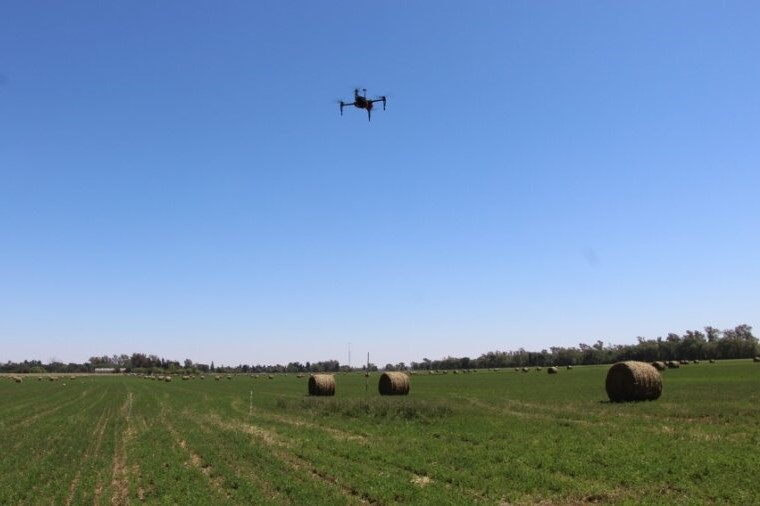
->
340;101;357;115
369;97;387;110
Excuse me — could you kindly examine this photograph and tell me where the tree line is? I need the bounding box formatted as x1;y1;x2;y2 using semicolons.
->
407;324;757;371
1;324;756;374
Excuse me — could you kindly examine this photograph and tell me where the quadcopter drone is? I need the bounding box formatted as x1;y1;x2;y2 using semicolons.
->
339;88;387;121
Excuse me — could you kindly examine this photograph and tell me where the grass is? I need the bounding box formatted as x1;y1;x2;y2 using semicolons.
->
1;361;760;504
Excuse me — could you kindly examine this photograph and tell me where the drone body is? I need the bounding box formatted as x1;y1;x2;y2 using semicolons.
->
339;88;387;121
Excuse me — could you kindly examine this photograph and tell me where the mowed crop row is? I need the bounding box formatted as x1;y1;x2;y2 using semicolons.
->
2;361;760;504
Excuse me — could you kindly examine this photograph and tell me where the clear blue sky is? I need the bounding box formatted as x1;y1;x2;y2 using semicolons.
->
2;1;758;367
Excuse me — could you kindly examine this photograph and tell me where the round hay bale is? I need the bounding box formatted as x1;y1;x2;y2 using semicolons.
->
378;372;410;396
308;374;335;396
605;361;662;402
547;367;558;374
651;361;666;371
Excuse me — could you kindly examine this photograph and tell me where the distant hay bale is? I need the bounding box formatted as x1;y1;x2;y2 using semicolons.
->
605;361;663;403
378;372;410;396
667;361;680;369
651;361;667;371
308;374;335;396
547;367;558;374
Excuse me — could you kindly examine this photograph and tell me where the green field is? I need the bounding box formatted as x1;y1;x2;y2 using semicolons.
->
2;361;760;505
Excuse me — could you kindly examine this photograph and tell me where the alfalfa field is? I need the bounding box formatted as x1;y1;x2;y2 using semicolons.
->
1;361;759;504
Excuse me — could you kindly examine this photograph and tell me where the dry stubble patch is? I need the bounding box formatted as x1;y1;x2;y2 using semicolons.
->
66;404;111;506
109;392;133;505
164;421;227;497
203;413;376;505
227;400;367;444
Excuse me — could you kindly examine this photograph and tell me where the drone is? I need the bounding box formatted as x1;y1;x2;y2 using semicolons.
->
339;88;387;121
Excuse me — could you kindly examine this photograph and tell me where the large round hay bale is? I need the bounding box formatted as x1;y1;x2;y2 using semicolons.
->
378;372;410;396
308;374;335;396
651;361;666;371
547;367;558;374
605;361;662;402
